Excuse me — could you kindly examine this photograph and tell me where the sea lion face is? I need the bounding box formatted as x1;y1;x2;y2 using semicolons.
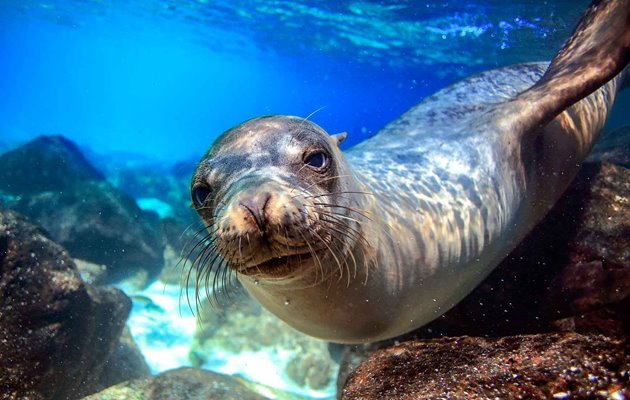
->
191;115;358;280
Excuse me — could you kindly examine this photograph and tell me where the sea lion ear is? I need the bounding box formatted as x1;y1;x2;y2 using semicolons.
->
331;132;347;147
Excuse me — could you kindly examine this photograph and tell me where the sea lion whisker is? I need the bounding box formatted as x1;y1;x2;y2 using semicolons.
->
181;230;219;315
312;202;373;220
189;236;219;273
195;241;218;283
316;214;363;244
304;190;375;199
223;252;238;298
296;174;352;195
325;230;356;286
322;223;361;249
289;107;327;145
219;252;235;302
312;209;372;249
176;226;217;272
299;230;325;284
300;106;326;126
310;207;364;226
316;209;361;229
283;227;292;253
204;246;228;308
195;192;228;211
209;254;226;307
307;226;344;280
289;174;349;197
316;211;376;284
295;163;311;175
185;232;215;262
193;237;224;300
327;233;352;285
181;256;199;317
296;253;305;282
178;221;207;244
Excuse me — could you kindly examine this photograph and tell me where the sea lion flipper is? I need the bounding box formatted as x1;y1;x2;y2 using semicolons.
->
510;0;630;132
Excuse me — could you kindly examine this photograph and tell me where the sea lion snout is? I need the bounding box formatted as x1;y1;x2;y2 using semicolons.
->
239;191;271;231
214;181;321;274
226;181;310;234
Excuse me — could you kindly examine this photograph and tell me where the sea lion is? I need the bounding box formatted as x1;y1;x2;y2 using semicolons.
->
190;0;630;343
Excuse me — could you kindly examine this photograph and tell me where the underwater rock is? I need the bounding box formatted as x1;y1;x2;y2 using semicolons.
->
82;368;269;400
0;208;131;400
588;125;630;168
93;157;195;220
0;135;104;195
98;326;151;389
12;180;165;284
74;258;109;285
341;333;630;400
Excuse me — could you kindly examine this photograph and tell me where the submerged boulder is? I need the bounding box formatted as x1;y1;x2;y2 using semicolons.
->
0;208;131;399
0;135;166;284
83;368;270;400
98;327;152;390
0;135;104;195
89;155;196;221
341;333;629;400
13;180;165;283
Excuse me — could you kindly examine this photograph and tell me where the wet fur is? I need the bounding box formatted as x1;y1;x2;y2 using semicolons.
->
188;0;630;342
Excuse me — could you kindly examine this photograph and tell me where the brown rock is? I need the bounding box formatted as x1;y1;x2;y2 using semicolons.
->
12;180;165;283
98;327;152;390
83;368;270;400
341;333;630;400
147;368;269;400
0;135;104;196
0;208;131;399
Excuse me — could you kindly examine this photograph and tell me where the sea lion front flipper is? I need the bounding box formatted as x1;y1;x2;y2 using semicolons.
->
507;0;630;134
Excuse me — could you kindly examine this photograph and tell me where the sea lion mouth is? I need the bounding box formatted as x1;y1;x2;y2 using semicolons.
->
240;251;321;276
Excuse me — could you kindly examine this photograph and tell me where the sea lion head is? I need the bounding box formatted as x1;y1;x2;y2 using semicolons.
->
191;115;365;284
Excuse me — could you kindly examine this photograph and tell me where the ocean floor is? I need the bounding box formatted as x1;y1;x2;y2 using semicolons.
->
121;280;339;399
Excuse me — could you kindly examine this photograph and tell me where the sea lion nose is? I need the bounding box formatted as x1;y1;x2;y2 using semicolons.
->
239;192;272;231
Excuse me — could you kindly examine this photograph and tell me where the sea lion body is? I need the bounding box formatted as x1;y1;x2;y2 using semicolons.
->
191;0;630;343
240;65;624;343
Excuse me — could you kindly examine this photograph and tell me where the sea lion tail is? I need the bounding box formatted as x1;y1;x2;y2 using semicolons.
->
509;0;630;130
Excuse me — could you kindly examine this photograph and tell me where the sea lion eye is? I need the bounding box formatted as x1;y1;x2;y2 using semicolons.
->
304;151;329;170
192;185;212;208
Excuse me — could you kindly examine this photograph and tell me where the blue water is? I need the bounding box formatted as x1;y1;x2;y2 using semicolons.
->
0;0;592;162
